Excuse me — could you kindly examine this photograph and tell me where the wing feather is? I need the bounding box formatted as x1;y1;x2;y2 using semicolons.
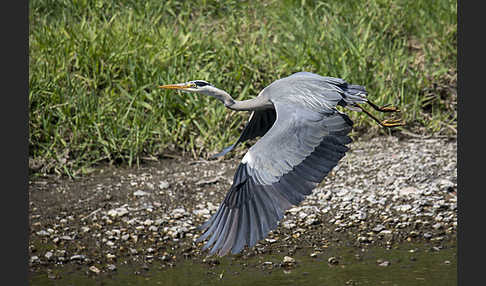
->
198;101;353;256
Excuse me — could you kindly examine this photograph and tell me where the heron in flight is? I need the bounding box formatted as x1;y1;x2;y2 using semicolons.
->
159;72;404;256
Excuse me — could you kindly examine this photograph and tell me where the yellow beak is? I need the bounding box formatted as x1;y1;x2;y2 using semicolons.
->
158;83;193;90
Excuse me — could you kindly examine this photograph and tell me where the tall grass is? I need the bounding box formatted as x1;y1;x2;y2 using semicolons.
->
29;0;457;176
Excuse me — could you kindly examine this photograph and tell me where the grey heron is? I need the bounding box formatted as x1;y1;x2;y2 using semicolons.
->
159;72;404;256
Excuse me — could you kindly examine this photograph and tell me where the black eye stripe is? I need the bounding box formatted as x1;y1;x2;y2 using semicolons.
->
194;81;210;87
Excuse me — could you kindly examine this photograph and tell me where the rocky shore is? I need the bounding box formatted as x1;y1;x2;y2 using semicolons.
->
29;136;457;277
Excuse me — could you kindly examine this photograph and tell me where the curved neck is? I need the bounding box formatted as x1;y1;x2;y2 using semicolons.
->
211;89;272;111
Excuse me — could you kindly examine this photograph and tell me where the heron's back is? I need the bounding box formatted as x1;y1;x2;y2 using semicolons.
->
261;72;367;113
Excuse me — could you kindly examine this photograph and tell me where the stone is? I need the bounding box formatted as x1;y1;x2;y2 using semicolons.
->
283;256;295;264
89;265;101;274
328;257;339;265
159;181;170;189
44;251;53;260
133;190;149;197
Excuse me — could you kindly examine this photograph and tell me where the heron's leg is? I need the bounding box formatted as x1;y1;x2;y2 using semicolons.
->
366;100;400;113
356;104;405;127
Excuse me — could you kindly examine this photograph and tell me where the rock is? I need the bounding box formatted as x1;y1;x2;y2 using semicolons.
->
357;236;372;243
384;176;396;186
159;181;170;190
423;232;432;239
435;179;455;192
281;256;295;267
70;255;86;261
299;212;308;220
44;251;53;260
106;253;116;259
328;257;339;265
372;224;386;233
399;186;419;197
172;208;186;219
146;182;155;190
265;238;277;244
107;206;129;217
89;265;101;274
193;209;210;217
107;264;117;271
143;219;153;226
378;260;391;267
282;221;296;229
30;256;40;263
283;256;295;264
432;223;443;230
396;204;412;212
336;189;349;197
36;230;50;236
305;217;318;226
129;248;138;255
378;230;393;237
133;190;149;197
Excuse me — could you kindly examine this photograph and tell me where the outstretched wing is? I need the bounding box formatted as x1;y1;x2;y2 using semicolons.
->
197;101;353;256
211;109;277;158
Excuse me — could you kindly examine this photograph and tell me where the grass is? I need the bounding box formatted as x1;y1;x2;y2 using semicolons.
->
29;0;457;177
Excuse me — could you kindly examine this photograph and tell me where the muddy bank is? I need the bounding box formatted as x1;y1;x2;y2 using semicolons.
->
28;136;457;281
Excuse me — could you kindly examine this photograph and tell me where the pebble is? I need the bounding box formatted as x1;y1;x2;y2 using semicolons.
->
378;260;391;267
372;224;386;232
36;230;50;236
44;251;53;260
107;207;129;217
399;186;419;197
282;256;295;264
328;257;339;265
159;181;170;190
143;219;153;226
310;252;320;258
89;265;101;274
70;255;86;261
106;253;116;259
432;223;443;230
133;190;149;197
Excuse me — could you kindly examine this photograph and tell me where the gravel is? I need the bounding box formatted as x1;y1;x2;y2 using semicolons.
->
29;136;457;273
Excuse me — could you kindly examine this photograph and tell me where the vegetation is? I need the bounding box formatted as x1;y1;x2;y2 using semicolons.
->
29;0;457;177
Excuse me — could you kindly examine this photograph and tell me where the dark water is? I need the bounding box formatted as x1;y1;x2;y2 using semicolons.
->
30;242;456;286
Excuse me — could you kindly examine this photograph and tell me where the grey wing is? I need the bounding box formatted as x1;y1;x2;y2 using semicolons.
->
211;109;276;158
197;102;353;256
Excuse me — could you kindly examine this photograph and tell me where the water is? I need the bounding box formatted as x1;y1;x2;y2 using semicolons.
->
30;242;456;286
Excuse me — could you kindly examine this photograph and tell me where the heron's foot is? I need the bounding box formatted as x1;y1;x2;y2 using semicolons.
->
379;105;400;112
367;101;401;113
380;118;406;127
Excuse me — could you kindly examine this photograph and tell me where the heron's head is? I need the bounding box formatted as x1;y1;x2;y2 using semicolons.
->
159;80;233;105
159;80;217;95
